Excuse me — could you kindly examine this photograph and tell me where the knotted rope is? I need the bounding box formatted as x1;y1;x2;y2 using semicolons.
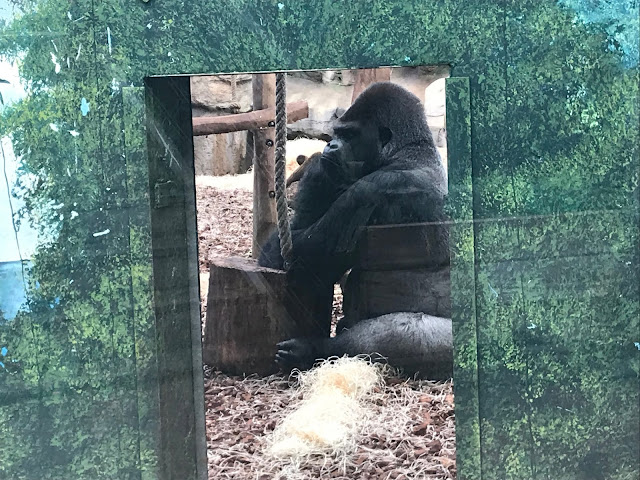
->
274;72;293;270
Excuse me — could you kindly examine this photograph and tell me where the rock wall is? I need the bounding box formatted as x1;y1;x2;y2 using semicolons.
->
191;75;253;176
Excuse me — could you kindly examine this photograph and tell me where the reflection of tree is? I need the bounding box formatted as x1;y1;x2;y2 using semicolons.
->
0;78;9;106
0;2;158;477
465;3;639;479
559;0;639;68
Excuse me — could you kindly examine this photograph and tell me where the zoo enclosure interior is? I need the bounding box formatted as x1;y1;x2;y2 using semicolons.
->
189;67;451;371
190;67;460;478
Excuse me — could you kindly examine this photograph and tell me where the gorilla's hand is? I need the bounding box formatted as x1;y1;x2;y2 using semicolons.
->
275;337;327;371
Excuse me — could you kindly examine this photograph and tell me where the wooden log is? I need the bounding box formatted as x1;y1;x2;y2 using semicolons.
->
192;101;309;136
341;266;451;328
342;222;451;327
355;222;450;270
351;68;392;102
203;256;332;376
252;74;277;259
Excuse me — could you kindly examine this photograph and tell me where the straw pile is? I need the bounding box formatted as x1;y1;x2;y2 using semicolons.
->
266;357;383;458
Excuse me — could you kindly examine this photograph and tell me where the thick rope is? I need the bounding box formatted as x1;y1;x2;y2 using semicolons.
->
274;72;293;270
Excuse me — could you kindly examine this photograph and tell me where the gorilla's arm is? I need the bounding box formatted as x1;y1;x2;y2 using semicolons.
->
288;168;444;283
275;313;453;380
286;152;319;187
257;228;312;271
292;176;378;255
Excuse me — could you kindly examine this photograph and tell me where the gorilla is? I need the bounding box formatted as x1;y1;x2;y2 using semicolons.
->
258;82;450;379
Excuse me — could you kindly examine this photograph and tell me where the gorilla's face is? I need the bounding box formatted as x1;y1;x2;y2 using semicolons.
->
324;119;392;175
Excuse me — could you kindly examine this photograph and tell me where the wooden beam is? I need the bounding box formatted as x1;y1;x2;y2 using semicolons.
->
355;223;450;270
351;68;392;103
192;101;309;136
251;74;277;258
343;222;452;327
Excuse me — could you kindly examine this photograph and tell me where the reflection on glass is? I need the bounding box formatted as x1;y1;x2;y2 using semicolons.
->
0;0;636;479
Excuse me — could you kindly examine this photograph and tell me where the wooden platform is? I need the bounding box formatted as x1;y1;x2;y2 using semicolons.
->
203;222;450;375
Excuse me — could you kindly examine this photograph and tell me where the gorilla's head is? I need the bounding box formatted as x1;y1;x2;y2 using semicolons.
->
325;82;434;174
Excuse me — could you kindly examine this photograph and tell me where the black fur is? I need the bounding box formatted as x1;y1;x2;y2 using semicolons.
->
291;153;363;231
260;82;447;280
275;313;453;380
259;150;363;269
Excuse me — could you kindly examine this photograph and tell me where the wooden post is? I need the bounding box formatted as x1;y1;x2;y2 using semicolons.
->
251;74;277;258
145;77;207;480
351;68;392;102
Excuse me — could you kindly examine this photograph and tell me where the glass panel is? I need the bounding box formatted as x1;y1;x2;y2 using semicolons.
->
0;1;636;479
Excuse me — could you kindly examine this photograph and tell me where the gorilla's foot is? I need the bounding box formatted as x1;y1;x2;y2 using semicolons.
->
275;337;327;371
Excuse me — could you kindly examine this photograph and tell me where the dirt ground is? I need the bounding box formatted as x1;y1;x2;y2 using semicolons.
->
196;174;456;479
